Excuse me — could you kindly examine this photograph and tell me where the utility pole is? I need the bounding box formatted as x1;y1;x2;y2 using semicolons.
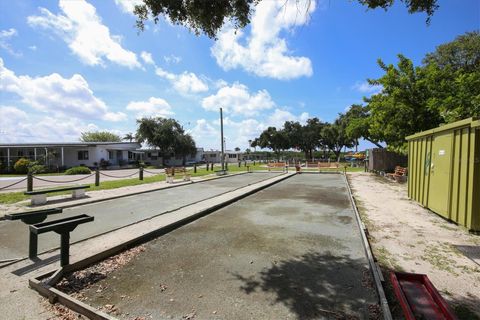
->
220;107;225;171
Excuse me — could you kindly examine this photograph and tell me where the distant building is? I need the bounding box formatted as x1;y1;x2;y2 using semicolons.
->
0;142;141;172
141;148;204;166
202;150;244;163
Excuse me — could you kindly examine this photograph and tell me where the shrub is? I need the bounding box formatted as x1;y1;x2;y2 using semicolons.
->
65;166;92;175
29;164;47;174
14;158;31;174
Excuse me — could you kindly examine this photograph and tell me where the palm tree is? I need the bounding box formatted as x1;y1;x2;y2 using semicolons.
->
123;132;134;142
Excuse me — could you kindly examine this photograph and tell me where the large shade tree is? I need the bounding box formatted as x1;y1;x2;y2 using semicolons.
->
255;127;289;158
344;104;383;149
283;118;325;160
322;117;355;162
362;31;480;152
80;131;121;142
136;117;196;166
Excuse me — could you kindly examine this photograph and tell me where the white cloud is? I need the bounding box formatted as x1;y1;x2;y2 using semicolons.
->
211;0;314;80
0;57;125;122
28;45;37;51
0;28;21;56
27;0;141;68
352;81;383;94
155;66;208;95
140;51;155;65
126;97;174;119
0;106;102;142
189;119;219;141
266;109;310;128
114;0;142;14
163;54;182;64
202;82;274;116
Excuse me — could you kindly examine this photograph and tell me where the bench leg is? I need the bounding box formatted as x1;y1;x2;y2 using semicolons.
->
29;232;38;259
31;194;47;206
60;233;70;267
72;189;85;199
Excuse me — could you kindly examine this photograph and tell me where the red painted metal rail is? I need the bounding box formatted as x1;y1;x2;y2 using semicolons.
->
390;272;458;320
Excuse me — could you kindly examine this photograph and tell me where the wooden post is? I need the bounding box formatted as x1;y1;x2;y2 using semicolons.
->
139;167;144;180
210;163;213;171
194;164;197;173
95;168;100;186
27;172;33;192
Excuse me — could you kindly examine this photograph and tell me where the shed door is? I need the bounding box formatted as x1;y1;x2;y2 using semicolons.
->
428;132;452;218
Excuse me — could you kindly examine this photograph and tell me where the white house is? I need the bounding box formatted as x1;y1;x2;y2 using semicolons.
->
0;142;141;172
202;150;244;163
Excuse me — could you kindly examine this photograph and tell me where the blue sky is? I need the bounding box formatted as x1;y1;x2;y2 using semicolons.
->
0;0;479;151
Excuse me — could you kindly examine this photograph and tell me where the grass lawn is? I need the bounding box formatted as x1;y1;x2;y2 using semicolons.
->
0;172;67;177
0;163;264;205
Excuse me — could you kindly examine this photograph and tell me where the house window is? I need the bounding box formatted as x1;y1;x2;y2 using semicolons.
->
78;151;89;160
108;151;114;159
28;151;34;158
228;154;237;158
17;150;24;157
210;154;216;158
151;156;158;160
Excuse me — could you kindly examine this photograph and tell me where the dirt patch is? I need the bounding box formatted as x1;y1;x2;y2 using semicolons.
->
348;172;480;319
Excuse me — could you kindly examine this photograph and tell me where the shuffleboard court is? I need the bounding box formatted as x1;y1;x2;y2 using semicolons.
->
77;174;380;319
0;172;283;261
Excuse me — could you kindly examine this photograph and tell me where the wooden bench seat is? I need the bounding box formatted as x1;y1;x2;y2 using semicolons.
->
386;166;408;182
165;167;191;183
267;162;287;172
318;162;340;169
24;185;90;206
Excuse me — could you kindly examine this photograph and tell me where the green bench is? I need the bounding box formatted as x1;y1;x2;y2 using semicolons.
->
30;214;94;266
5;208;63;224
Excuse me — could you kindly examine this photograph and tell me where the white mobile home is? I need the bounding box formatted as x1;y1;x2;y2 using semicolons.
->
202;150;244;163
0;142;141;172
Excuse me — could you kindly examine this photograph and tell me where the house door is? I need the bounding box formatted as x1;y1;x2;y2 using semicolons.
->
428;132;452;219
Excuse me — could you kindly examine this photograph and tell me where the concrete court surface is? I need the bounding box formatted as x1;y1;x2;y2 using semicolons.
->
79;173;379;320
0;172;282;261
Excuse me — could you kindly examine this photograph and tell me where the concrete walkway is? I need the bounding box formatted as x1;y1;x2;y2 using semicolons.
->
0;172;291;320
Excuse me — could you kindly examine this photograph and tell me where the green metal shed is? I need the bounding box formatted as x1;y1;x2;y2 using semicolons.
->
406;117;480;231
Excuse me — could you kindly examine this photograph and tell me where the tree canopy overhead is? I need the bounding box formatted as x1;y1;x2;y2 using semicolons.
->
134;0;256;39
80;131;122;142
133;0;439;38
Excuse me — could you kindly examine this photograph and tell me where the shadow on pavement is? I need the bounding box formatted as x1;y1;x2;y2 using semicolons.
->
11;254;60;276
232;251;380;320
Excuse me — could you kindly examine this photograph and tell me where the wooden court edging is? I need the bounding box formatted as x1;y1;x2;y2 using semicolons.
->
28;172;295;319
343;173;393;320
